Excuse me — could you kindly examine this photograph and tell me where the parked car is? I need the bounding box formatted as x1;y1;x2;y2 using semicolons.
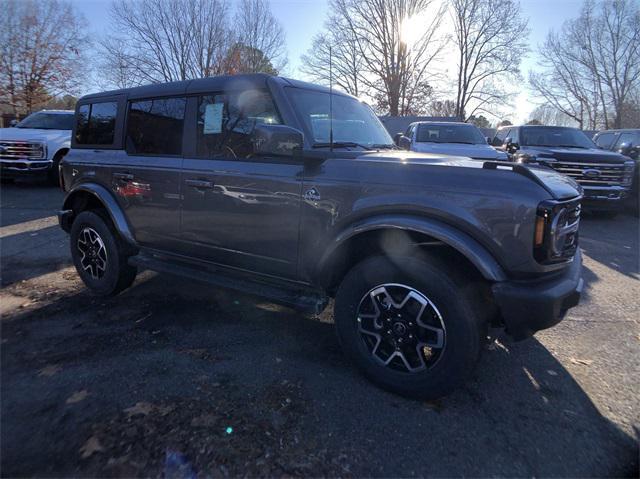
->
593;128;640;160
493;125;634;216
58;74;583;400
593;128;639;213
0;109;74;184
395;121;509;161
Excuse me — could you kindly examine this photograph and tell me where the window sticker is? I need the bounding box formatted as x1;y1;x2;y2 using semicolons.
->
203;103;224;134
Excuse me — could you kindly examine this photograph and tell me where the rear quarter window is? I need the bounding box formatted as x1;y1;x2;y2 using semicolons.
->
75;102;118;145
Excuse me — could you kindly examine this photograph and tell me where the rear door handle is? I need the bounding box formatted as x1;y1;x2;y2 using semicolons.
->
185;179;214;189
113;172;134;180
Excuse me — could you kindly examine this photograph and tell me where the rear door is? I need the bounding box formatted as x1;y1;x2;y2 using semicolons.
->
111;96;187;251
179;90;303;279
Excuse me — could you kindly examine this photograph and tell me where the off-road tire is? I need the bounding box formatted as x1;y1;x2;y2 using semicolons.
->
334;254;485;400
70;210;137;296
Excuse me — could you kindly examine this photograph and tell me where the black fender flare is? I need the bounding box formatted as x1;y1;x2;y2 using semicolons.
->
317;214;507;282
62;182;137;248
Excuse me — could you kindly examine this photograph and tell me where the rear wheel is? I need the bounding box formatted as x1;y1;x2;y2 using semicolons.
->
334;255;485;400
70;211;137;296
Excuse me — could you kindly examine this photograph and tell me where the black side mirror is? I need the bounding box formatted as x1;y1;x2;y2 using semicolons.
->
9;119;18;127
505;137;519;153
486;137;491;144
251;124;303;157
394;132;403;146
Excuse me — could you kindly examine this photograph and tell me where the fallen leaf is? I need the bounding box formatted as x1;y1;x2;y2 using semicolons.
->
80;435;104;458
569;357;593;366
66;390;89;404
124;401;155;417
38;364;61;377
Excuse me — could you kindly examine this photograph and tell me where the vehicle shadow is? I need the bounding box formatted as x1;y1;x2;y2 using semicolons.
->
0;225;70;287
1;273;637;477
579;214;639;280
0;182;64;227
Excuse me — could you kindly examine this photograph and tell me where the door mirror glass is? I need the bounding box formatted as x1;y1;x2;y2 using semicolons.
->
251;124;303;157
505;137;519;153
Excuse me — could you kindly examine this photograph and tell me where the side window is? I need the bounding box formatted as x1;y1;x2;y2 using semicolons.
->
75;102;118;145
126;97;186;155
615;132;636;148
405;124;415;138
493;128;508;146
510;128;519;144
595;132;616;149
196;89;281;159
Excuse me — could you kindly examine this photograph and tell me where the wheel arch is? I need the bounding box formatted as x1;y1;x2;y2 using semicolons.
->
316;214;507;293
61;183;136;248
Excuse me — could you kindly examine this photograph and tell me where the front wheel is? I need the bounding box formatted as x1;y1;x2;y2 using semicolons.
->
70;211;137;296
334;255;485;400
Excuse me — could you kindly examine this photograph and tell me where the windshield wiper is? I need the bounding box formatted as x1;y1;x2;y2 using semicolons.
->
313;141;374;150
556;144;588;149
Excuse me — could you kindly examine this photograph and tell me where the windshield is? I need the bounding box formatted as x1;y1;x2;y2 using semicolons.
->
16;112;75;130
286;88;393;147
416;124;486;144
521;127;596;148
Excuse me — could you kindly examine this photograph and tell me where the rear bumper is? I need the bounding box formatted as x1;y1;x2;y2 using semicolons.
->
492;249;583;340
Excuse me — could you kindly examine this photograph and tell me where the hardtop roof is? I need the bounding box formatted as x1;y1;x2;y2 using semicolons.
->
78;74;353;102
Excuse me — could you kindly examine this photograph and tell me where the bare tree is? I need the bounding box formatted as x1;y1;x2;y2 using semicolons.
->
528;104;576;127
99;0;231;87
530;0;640;129
303;0;446;115
233;0;287;74
0;0;88;115
450;0;528;121
424;99;458;117
300;12;364;96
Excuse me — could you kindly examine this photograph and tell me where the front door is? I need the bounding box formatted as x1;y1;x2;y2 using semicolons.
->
111;96;187;251
179;90;302;279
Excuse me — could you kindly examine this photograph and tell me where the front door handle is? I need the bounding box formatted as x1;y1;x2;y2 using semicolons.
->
113;172;134;180
185;179;214;189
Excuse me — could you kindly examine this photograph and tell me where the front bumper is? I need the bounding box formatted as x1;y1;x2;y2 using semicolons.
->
581;186;629;209
492;249;583;340
0;158;52;177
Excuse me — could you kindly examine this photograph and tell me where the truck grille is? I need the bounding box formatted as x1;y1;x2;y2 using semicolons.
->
0;140;46;160
548;161;629;187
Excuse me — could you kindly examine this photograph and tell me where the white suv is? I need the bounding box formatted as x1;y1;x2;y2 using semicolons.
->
0;109;74;184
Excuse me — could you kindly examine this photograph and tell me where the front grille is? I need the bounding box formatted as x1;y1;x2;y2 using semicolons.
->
548;161;630;187
0;140;46;160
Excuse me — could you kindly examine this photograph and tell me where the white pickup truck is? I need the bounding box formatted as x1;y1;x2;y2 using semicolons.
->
0;110;74;184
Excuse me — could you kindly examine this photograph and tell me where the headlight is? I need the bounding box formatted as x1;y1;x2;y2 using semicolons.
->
28;140;47;159
622;161;635;186
534;199;581;264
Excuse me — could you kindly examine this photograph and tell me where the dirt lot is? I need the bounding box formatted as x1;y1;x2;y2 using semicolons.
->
1;182;638;477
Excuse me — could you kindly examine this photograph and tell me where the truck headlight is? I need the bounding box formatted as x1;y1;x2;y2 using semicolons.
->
622;161;635;186
534;199;581;264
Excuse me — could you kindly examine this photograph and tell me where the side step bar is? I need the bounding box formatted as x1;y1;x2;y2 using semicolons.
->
128;252;329;315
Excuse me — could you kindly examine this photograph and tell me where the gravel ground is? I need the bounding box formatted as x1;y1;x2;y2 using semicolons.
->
1;182;638;477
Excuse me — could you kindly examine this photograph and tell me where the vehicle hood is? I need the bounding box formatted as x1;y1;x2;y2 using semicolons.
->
0;127;70;143
522;145;628;164
411;142;507;160
358;151;582;201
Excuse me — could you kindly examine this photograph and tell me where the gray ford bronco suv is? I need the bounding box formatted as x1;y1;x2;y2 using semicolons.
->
58;74;583;399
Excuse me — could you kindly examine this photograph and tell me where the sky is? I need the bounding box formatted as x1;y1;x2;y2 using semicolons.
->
70;0;585;124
